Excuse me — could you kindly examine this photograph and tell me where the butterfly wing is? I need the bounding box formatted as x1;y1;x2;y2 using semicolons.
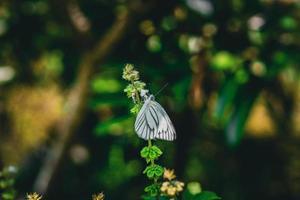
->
134;98;176;141
134;99;157;140
151;100;176;141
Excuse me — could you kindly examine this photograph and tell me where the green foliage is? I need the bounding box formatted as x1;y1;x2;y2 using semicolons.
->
140;145;163;163
143;165;164;179
94;116;133;136
142;195;169;200
97;145;141;189
211;51;239;71
2;0;299;199
186;192;221;200
130;103;142;114
184;182;220;200
122;65;187;199
91;78;122;94
124;81;146;98
144;184;160;197
280;16;297;30
225;88;258;146
0;166;17;200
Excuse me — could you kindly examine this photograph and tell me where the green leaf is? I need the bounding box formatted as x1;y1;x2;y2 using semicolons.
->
149;150;157;160
211;51;239;71
280;16;298;30
184;190;221;200
147;170;155;178
140;146;162;161
1;191;16;200
172;76;191;112
154;165;164;176
144;184;159;196
130;103;142;115
225;82;260;146
234;69;249;84
194;191;221;200
213;76;239;123
142;195;169;200
124;81;146;99
89;95;128;108
91;78;122;93
140;147;150;158
94;116;133;136
151;145;163;156
143;165;164;179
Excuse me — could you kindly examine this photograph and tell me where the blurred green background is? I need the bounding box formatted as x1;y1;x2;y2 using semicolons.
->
0;0;300;199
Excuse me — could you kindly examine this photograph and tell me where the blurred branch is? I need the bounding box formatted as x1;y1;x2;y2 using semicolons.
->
33;5;135;195
66;0;91;34
34;0;157;194
50;0;91;36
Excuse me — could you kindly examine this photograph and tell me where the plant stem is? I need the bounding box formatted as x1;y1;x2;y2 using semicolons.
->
148;139;155;165
131;81;141;103
132;81;156;167
148;139;158;185
131;79;159;196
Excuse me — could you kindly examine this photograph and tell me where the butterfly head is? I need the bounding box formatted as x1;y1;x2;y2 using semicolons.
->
140;89;149;99
140;89;155;101
148;95;155;100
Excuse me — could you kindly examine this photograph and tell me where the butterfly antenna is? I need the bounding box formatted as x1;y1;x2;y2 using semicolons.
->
154;83;169;97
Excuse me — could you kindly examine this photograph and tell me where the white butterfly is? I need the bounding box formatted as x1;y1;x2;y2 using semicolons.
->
134;89;176;141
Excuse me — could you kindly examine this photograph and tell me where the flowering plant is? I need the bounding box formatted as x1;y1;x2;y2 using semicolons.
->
122;64;220;200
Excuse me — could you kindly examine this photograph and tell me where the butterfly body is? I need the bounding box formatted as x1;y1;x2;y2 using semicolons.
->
134;94;176;141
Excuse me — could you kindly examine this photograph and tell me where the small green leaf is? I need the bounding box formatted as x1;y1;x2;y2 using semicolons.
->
131;103;142;115
140;147;150;158
213;77;239;123
153;165;164;176
143;165;164;179
147;170;155;178
151;145;163;156
144;184;160;196
148;150;157;160
140;146;162;161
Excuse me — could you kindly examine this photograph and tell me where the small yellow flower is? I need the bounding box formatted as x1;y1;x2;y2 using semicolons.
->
92;192;105;200
168;186;177;196
26;193;42;200
161;181;170;191
174;180;185;192
163;168;176;181
161;180;185;197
